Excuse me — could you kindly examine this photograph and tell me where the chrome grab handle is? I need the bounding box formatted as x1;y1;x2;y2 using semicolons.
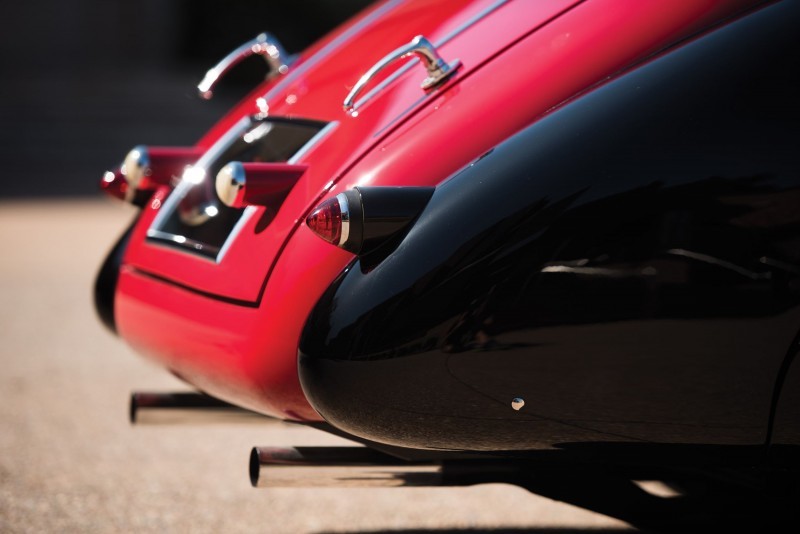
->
343;35;461;112
197;33;290;100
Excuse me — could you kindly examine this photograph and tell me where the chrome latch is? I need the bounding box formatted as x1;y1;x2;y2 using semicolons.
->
343;35;461;113
197;33;290;100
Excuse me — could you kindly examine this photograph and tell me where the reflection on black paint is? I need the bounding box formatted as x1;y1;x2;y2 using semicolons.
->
300;2;800;452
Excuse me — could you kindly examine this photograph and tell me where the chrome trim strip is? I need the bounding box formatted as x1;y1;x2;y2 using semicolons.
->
146;229;219;256
287;121;339;165
337;192;350;246
215;121;338;263
348;0;510;113
215;205;257;262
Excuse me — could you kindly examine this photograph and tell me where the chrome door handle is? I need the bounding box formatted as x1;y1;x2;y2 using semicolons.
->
197;33;290;100
343;35;461;112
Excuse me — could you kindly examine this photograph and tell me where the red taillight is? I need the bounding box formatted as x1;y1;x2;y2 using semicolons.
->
99;170;129;201
306;187;434;257
306;195;344;246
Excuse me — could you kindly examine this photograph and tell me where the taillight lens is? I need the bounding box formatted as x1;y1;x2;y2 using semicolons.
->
99;170;129;201
306;193;347;246
306;187;434;256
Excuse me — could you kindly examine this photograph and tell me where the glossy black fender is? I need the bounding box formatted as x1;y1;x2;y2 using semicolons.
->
300;2;800;453
94;219;135;334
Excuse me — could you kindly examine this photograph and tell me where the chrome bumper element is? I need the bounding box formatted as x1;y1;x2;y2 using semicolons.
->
249;446;443;487
130;391;271;425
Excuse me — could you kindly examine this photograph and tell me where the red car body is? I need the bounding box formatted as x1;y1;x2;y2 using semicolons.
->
108;0;759;420
98;0;800;526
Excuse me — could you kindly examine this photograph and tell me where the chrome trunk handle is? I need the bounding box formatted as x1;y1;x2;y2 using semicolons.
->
197;33;290;100
343;35;461;113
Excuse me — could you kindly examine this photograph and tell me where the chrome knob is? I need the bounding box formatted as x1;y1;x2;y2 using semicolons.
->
121;145;150;198
216;161;307;209
215;162;246;208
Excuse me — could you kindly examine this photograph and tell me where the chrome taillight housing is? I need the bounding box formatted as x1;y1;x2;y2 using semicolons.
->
215;161;307;209
101;145;203;204
306;187;434;255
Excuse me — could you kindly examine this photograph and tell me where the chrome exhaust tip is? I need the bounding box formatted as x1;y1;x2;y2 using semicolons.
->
130;391;270;425
249;446;443;488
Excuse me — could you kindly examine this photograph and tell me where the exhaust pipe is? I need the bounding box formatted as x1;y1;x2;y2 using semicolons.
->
130;391;271;425
249;446;443;488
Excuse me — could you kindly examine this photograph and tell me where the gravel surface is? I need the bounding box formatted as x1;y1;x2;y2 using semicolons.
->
0;199;632;533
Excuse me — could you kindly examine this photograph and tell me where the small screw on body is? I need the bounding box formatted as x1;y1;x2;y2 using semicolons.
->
511;397;525;411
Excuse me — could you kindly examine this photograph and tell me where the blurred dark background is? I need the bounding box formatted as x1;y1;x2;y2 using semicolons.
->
0;0;374;198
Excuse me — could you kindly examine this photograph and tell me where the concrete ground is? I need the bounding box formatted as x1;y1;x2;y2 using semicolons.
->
0;199;633;533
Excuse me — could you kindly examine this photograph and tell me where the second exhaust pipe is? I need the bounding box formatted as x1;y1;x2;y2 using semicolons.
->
131;391;270;425
250;446;443;488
